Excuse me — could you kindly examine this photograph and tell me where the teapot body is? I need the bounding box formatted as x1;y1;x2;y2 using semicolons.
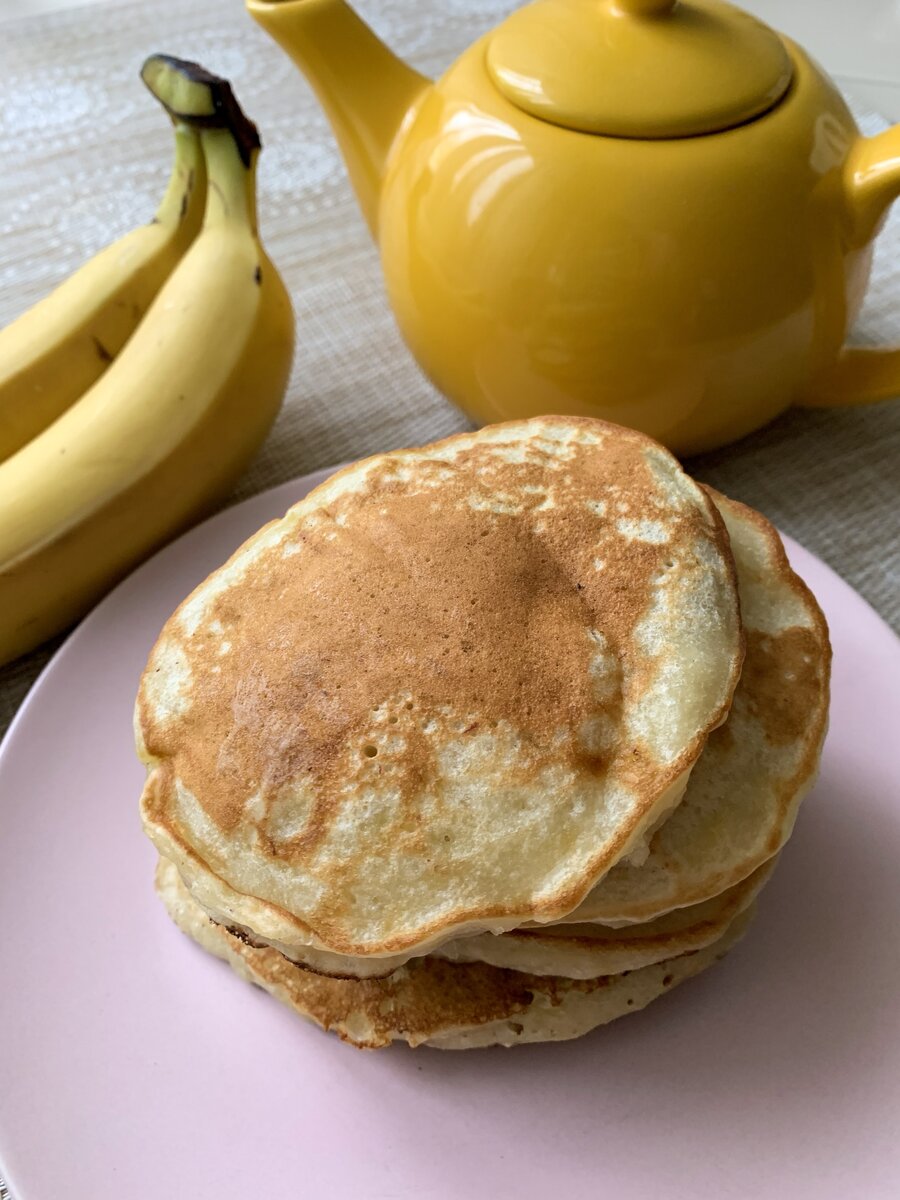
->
378;38;867;454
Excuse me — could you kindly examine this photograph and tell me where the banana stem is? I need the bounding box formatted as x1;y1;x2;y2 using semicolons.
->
199;127;259;233
141;54;261;234
154;123;204;228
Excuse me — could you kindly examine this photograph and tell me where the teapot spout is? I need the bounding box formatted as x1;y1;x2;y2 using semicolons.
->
246;0;430;237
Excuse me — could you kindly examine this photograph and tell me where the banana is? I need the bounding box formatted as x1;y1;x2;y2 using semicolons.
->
0;119;206;464
0;58;295;666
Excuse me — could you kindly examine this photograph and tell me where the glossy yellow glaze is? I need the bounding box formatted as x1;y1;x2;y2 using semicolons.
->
247;0;900;453
486;0;792;138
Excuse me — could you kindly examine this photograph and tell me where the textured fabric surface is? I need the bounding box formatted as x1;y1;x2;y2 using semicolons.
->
0;0;898;748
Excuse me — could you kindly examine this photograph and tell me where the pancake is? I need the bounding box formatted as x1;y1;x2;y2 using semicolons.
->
161;853;772;982
560;491;830;926
156;856;753;1050
138;417;742;961
433;857;772;978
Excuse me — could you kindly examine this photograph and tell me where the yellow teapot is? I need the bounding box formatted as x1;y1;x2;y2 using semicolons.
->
247;0;900;453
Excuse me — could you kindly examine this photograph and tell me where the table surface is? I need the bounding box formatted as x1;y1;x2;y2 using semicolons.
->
0;0;898;740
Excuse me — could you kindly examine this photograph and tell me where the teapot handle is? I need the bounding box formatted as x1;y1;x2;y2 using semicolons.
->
798;123;900;408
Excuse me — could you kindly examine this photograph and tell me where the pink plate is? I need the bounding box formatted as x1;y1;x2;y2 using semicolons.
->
1;466;900;1200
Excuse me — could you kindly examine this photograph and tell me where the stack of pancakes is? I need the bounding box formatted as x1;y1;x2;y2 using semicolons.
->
138;417;830;1049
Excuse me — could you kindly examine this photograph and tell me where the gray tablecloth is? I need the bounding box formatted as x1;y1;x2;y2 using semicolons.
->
0;0;898;735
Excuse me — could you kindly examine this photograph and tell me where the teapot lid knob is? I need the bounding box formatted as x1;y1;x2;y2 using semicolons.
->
487;0;794;139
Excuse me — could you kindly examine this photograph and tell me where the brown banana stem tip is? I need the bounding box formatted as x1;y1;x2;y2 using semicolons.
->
141;54;261;166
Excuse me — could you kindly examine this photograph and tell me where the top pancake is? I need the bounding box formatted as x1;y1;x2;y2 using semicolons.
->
137;417;742;958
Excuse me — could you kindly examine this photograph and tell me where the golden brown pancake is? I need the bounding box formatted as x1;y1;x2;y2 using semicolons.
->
156;856;753;1050
160;853;771;982
138;417;742;961
433;857;772;978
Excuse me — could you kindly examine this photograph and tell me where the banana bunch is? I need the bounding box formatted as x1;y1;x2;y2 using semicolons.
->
0;57;295;666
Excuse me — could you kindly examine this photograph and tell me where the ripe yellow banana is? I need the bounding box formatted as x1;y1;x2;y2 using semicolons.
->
0;58;295;666
0;120;205;464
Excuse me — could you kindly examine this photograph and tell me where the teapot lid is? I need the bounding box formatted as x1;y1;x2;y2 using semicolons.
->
486;0;793;138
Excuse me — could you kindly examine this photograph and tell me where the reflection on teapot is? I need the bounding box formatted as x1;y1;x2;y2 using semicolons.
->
247;0;900;453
